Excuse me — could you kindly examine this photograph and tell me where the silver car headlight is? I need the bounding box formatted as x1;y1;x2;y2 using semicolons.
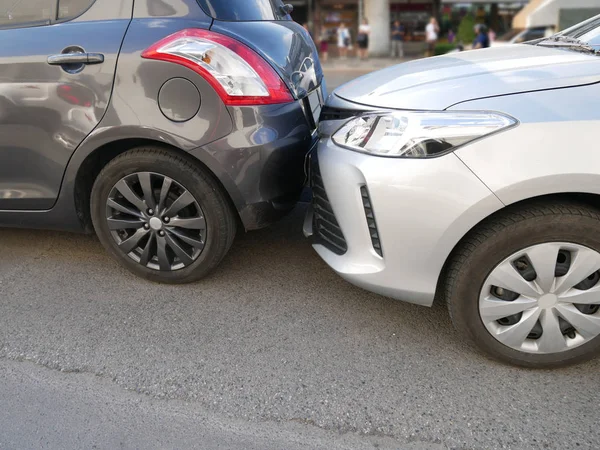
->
332;111;517;158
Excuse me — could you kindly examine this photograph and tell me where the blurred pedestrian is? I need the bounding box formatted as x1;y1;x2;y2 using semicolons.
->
473;24;490;49
319;26;329;62
488;27;496;43
391;20;405;58
448;29;455;44
337;22;350;59
425;17;439;57
357;18;370;60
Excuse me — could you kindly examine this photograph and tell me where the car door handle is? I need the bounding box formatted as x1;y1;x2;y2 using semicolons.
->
47;52;104;65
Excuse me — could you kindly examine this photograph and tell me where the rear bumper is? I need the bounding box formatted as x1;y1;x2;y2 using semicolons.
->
238;135;317;229
193;99;318;230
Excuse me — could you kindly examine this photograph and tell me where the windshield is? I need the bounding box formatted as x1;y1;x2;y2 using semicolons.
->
197;0;288;21
497;29;523;42
557;14;600;47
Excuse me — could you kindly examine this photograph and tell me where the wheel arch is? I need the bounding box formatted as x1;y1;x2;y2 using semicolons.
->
434;192;600;304
72;137;241;233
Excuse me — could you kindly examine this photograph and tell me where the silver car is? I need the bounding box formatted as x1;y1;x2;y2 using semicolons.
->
305;16;600;368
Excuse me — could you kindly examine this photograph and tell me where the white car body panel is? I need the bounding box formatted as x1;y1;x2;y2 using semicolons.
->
450;82;600;205
334;45;600;110
310;40;600;306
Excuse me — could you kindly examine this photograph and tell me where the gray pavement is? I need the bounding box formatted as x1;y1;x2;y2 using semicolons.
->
0;68;599;449
323;57;406;92
321;56;409;72
0;358;409;450
0;206;598;450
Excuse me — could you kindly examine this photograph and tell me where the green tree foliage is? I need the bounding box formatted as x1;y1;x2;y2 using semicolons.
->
457;13;476;45
434;43;457;55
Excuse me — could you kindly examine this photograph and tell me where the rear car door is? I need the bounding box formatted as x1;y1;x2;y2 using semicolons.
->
0;0;132;210
201;0;326;128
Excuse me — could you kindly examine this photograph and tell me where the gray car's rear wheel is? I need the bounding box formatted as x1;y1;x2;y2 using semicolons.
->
446;202;600;368
91;147;236;283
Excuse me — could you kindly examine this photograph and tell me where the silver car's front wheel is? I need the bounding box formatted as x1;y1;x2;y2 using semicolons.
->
479;243;600;355
446;202;600;368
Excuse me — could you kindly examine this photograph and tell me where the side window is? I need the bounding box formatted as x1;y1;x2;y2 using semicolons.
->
58;0;95;20
0;0;54;27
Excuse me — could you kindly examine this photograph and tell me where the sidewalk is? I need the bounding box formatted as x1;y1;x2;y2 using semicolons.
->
321;56;417;72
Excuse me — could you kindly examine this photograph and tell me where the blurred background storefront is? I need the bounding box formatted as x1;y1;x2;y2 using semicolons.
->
441;1;529;35
311;0;439;56
297;0;600;57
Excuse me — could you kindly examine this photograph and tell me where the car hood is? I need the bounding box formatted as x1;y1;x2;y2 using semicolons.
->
334;44;600;110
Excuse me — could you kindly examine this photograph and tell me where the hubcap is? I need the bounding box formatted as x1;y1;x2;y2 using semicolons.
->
105;172;207;271
538;294;558;309
479;243;600;354
149;217;163;231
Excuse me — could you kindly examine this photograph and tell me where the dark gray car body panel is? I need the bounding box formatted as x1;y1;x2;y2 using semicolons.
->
0;0;133;210
0;0;319;232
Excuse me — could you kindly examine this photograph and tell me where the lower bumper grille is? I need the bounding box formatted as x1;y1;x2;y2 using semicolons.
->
360;186;383;257
311;155;348;255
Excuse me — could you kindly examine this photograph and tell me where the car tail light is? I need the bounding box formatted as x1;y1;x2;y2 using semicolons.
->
142;29;293;106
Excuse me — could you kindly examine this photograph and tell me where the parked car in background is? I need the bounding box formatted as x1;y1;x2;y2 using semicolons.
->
306;15;600;368
506;0;600;48
492;26;554;47
0;0;323;283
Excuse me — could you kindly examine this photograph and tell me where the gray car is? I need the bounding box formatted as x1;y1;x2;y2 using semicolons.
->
0;0;324;282
306;16;600;367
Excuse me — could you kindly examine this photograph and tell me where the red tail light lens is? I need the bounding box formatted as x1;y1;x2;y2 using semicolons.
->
142;29;293;106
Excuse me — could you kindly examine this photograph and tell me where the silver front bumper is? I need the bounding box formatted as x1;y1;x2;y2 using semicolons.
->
306;138;504;306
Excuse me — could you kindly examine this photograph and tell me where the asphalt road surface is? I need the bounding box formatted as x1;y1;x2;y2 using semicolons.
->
0;69;598;450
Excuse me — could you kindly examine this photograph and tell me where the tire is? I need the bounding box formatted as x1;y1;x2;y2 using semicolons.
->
445;201;600;368
91;147;236;284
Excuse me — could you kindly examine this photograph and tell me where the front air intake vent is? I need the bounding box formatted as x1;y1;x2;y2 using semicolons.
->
311;155;348;255
360;186;382;257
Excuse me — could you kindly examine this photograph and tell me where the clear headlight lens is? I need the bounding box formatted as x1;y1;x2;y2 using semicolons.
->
332;111;517;158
